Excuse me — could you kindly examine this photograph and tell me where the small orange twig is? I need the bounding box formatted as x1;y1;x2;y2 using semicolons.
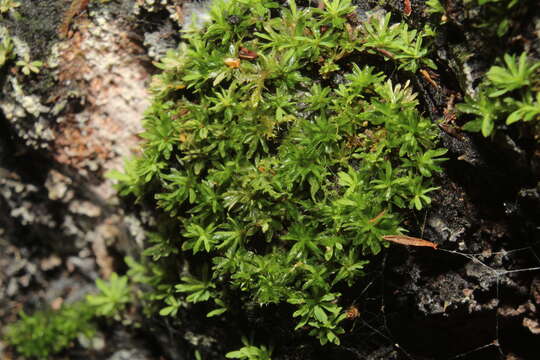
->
59;0;90;38
239;47;258;60
420;69;439;88
382;235;438;249
369;210;386;224
375;48;395;59
403;0;412;16
224;58;241;68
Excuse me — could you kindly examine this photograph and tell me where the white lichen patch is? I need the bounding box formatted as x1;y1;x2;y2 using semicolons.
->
181;1;213;31
133;0;197;25
143;22;177;60
45;169;74;201
0;174;56;227
0;1;167;306
56;11;150;199
0;26;54;149
44;6;156;275
7;77;50;118
68;200;102;218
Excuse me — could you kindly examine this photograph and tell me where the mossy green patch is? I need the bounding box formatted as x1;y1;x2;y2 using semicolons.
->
4;302;96;360
458;52;540;137
110;0;447;348
4;273;132;359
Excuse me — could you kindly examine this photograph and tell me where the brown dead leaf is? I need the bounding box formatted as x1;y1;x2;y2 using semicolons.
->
382;235;438;249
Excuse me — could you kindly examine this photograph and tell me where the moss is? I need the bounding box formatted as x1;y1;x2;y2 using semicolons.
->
3;302;96;360
110;0;448;351
4;273;132;359
457;52;540;137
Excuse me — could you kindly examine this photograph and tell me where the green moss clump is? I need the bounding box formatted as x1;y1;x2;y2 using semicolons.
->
458;52;540;137
4;303;96;359
111;0;447;347
3;273;132;359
